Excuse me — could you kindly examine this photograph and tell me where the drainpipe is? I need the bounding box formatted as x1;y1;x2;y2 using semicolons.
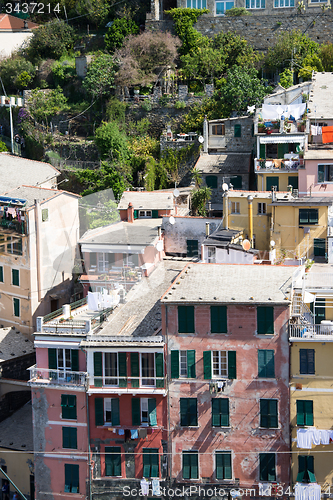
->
223;193;229;230
34;200;42;302
247;195;254;248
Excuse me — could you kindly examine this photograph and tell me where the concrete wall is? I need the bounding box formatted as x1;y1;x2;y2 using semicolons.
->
0;32;34;57
256;172;298;192
202;245;256;264
1;353;36;380
208;117;255;153
0;448;33;500
162;216;220;255
300;158;333;197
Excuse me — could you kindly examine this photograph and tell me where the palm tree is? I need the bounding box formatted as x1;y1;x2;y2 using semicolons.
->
191;186;211;216
191;168;203;189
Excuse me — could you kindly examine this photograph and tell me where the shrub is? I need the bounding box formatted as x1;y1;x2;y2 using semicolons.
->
225;7;252;15
141;100;152;111
174;100;186;109
25;20;75;61
105;18;139;53
0;57;36;92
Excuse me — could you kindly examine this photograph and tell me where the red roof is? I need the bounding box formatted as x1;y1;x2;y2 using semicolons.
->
0;14;38;30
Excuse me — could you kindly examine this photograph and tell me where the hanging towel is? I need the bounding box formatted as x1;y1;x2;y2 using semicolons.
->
140;479;150;496
138;428;148;439
321;429;330;445
312;428;321;446
118;429;124;435
297;428;313;449
295;483;321;500
152;479;160;496
131;429;138;439
322;126;333;144
311;125;318;136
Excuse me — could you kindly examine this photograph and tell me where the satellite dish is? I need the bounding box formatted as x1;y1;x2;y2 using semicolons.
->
270;240;276;247
242;239;251;251
222;183;229;191
173;188;180;198
169;216;175;225
198;135;204;143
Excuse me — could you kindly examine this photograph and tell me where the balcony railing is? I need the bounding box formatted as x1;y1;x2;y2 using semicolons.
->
28;365;87;387
255;158;304;172
0;217;26;234
289;324;333;340
89;375;166;392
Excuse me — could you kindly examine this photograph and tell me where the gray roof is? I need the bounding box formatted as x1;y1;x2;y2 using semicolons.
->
80;219;161;247
308;72;333;120
208;116;250;123
304;149;333;160
1;185;79;207
0;327;34;363
161;263;294;304
95;260;188;338
0;153;60;192
196;153;251;175
118;190;174;210
0;401;33;451
271;196;333;206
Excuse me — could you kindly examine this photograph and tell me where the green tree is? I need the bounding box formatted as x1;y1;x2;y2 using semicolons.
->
319;42;333;71
75;161;128;198
0;141;8;152
25;19;74;61
105;18;139;53
191;186;211;216
51;60;76;87
94;121;130;163
75;0;110;28
0;57;36;92
191;169;202;188
298;54;324;81
25;87;69;129
82;53;116;99
212;31;259;70
279;68;293;88
165;8;209;56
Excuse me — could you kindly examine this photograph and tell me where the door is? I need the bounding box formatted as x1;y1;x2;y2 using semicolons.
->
288;176;298;190
266;176;279;192
314;238;326;257
187;240;198;257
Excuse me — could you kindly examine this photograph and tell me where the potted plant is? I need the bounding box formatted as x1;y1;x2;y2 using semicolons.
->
258;123;266;134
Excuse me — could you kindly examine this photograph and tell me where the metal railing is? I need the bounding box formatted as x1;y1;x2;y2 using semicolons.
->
289;324;333;340
43;307;64;323
70;296;88;310
29;365;87;386
90;307;115;330
89;375;166;390
255;158;304;172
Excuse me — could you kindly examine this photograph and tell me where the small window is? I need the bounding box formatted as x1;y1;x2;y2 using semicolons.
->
105;447;121;477
64;464;79;493
170;350;195;379
266;176;279;192
12;269;19;286
246;0;265;7
258;203;267;215
297;456;316;483
13;298;20;317
258;350;275;378
212;398;229;427
299;209;318;225
260;399;278;428
231;175;242;189
203;351;236;379
0;266;3;282
61;395;77;420
62;427;77;449
274;0;294;6
206;176;218;189
212;351;228;377
180;398;198;427
210;305;227;333
143;448;159;478
212;124;225;135
234;124;241;137
257;307;274;335
183;451;198;479
231;201;240;214
216;452;232;480
259;453;276;481
187;239;198;258
104;398;120;425
300;349;315;375
178;306;195;333
131;397;157;426
296;400;313;427
42;208;49;222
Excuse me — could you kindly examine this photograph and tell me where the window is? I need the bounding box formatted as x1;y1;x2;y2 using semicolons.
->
13;298;20;317
274;0;294;6
141;352;155;386
203;351;236;379
12;269;19;286
258;203;267;215
212;398;229;427
266;177;279;192
257;307;274;335
180;398;198;427
0;266;3;282
64;464;79;493
62;427;77;449
260;399;278;428
187;240;198;258
170;350;196;379
216;452;232;480
143;449;159;478
296;400;314;427
216;0;234;14
206;176;218;189
299;209;318;225
231;175;242;189
178;306;195;333
318;164;333;183
207;247;216;263
300;349;315;375
97;252;115;272
130;352;163;388
231;201;240;214
93;352;127;387
61;395;77;420
297;456;316;483
212;124;225;135
234;124;241;137
48;348;79;379
105;447;121;477
131;398;157;426
6;237;22;256
258;350;275;378
246;0;265;7
41;208;48;222
183;451;198;479
211;305;227;333
288;176;298;190
259;453;276;481
139;210;152;218
95;397;120;426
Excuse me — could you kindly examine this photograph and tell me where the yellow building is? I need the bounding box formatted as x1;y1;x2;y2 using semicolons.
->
289;265;333;494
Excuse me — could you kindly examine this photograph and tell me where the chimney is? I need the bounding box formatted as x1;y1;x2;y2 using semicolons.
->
23;20;28;29
127;202;134;223
206;222;210;236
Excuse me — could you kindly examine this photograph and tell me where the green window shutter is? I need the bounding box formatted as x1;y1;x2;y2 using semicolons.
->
212;398;221;427
13;298;20;317
105;447;121;477
143;451;151;478
216;452;224;480
266;176;279;192
260;143;266;159
234;124;241;137
305;400;314;426
63;427;77;449
132;398;141;426
216;452;232;480
155;352;164;388
131;353;139;388
220;398;229;427
178;305;194;333
0;266;3;282
148;398;157;426
118;352;127;387
288;176;298;190
61;395;76;420
297;456;306;482
111;398;120;426
307;456;316;482
257;307;274;334
62;427;70;448
152;210;159;218
187;350;196;378
203;351;212;379
183;453;191;479
64;464;71;492
134;210;138;219
266;350;275;378
189;398;198;426
211;306;227;333
94;352;102;387
12;269;19;286
267;453;276;481
48;348;57;370
258;350;265;377
309;209;318;224
297;400;305;426
95;397;104;426
318;165;325;183
270;400;278;428
227;351;236;379
71;350;79;372
206;176;218;189
224;453;232;479
180;398;188;426
260;399;268;428
190;453;198;479
150;450;159;477
171;350;179;379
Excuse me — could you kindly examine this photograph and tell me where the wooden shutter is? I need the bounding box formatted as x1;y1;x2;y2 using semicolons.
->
211;306;227;333
12;269;19;286
187;350;196;378
131;353;139;388
150;450;159;477
183;453;190;479
190;452;198;479
220;398;229;427
132;398;141;426
134;210;138;219
258;350;265;377
94;352;102;387
143;449;151;478
71;350;79;372
48;348;57;369
267;454;276;481
95;397;104;426
171;350;179;379
118;352;127;387
64;464;71;492
148;398;157;426
62;427;70;448
307;349;315;374
297;455;306;482
318;165;325;183
228;351;236;379
260;143;266;159
152;210;159;218
296;400;304;426
216;452;231;480
178;306;194;333
180;398;188;426
257;307;274;335
269;400;278;428
234;124;241;137
307;456;316;482
260;399;268;428
212;398;221;427
155;352;164;388
0;266;3;282
189;398;197;426
266;350;275;378
105;447;121;476
13;298;20;317
305;400;314;426
111;398;120;426
203;351;212;379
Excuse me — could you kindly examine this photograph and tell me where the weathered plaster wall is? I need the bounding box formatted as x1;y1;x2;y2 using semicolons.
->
162;216;220;255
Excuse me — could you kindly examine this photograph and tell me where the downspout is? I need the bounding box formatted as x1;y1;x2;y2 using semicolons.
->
247;195;254;247
223;192;229;230
34;200;42;302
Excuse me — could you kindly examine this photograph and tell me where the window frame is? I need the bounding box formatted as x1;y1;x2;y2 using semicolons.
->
273;0;294;6
215;0;235;15
64;464;79;493
259;453;276;482
230;201;240;214
299;349;315;375
12;268;19;287
13;297;20;317
215;451;232;480
299;209;318;226
182;451;199;480
260;399;278;429
258;202;267;215
212;350;228;378
61;394;77;420
62;427;77;449
180;398;198;427
211;124;225;135
245;0;265;7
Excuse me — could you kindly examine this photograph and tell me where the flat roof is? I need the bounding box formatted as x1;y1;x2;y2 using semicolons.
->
0;327;34;363
161;263;294;304
304;149;333;160
80;219;161;247
307;72;333;120
196;153;251;175
271;196;333;206
118;190;174;210
227;190;291;200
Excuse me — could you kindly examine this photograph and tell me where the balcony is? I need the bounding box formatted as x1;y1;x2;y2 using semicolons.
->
87;375;167;395
0;215;26;235
28;365;87;388
289;323;333;341
255;157;304;173
256;120;305;135
80;266;142;287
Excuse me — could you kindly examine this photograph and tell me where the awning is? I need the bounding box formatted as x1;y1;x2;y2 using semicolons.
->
259;135;305;145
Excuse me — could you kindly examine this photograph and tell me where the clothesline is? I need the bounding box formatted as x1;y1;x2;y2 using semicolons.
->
297;428;333;449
